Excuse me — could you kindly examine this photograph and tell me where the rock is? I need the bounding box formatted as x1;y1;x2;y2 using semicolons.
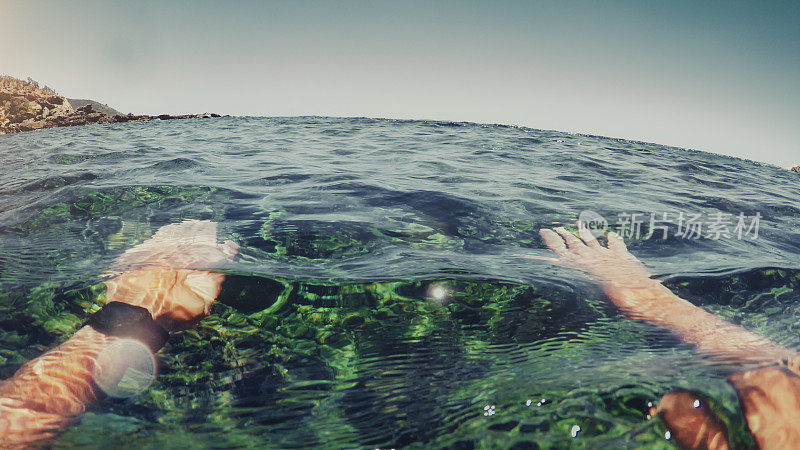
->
20;122;47;131
2;76;220;134
9;113;33;124
792;166;800;173
85;112;104;123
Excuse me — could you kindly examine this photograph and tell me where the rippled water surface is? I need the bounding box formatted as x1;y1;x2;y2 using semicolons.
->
1;117;800;448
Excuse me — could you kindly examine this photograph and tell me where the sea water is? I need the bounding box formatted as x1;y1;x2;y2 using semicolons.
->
1;117;799;447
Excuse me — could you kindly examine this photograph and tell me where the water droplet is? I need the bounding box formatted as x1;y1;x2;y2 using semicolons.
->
570;424;581;438
693;399;701;409
647;401;653;408
665;430;671;440
525;399;532;407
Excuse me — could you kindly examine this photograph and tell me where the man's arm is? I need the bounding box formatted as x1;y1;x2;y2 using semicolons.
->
532;224;797;366
0;220;236;446
533;224;800;449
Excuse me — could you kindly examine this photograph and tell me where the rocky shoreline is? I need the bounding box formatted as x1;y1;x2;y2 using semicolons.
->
0;76;219;135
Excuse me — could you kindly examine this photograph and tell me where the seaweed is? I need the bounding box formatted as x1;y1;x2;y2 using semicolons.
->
5;204;799;447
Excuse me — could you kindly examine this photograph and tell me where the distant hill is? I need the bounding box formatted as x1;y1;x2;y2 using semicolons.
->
67;98;122;116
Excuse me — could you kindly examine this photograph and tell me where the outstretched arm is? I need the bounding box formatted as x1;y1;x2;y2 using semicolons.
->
533;224;800;448
0;220;237;446
532;224;797;366
535;224;800;449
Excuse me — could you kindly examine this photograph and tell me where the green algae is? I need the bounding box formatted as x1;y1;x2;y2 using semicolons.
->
12;186;222;235
258;218;372;261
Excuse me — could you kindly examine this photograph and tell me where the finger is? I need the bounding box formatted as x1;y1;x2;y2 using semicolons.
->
554;227;583;250
606;231;628;253
577;221;601;248
539;229;567;256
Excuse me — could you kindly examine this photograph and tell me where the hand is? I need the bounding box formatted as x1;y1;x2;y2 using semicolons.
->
110;220;240;273
105;269;227;332
726;366;800;448
653;366;800;449
649;390;729;449
531;222;652;289
104;220;239;331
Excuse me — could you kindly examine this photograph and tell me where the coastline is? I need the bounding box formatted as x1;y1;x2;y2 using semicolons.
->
0;76;219;135
3;76;797;172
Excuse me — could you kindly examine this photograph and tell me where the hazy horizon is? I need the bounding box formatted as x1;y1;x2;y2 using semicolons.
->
1;0;798;167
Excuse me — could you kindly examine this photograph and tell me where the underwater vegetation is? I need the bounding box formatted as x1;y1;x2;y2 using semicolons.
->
1;184;798;448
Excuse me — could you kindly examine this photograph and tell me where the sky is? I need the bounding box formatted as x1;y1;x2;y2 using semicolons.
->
1;0;798;167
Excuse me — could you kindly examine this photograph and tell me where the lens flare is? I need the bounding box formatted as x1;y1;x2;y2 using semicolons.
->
426;283;451;305
93;338;156;398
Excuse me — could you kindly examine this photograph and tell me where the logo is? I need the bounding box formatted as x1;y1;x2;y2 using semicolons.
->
578;210;608;238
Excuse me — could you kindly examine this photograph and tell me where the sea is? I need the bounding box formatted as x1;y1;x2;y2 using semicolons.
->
1;116;799;448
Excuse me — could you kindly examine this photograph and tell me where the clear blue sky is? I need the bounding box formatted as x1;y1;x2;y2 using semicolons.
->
1;0;798;167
